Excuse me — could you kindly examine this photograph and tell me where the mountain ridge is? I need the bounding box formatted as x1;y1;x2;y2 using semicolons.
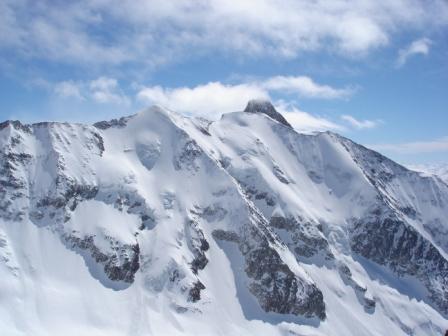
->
0;102;447;336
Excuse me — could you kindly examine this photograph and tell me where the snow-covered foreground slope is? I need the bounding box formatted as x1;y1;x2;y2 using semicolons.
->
0;101;447;336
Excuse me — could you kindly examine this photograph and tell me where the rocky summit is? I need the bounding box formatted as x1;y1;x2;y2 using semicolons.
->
0;102;447;336
244;99;292;128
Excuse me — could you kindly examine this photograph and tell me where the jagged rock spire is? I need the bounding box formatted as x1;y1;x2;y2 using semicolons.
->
244;99;292;128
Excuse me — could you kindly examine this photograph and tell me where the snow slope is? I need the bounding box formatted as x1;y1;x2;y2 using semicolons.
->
408;163;448;185
0;101;447;335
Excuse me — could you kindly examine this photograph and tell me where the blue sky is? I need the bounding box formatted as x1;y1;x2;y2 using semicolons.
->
1;0;447;165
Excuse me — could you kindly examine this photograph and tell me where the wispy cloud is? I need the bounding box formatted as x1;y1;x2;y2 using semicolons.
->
89;77;129;105
54;81;84;100
1;0;447;70
263;76;354;99
396;38;432;67
341;114;380;129
369;136;448;154
54;77;129;105
280;105;345;132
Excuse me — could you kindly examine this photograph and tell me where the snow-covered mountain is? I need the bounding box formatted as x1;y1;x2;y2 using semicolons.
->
1;100;447;336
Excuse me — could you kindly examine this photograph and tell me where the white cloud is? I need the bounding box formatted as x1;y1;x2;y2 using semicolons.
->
284;111;344;132
369;136;448;154
397;38;432;67
335;16;388;55
137;80;346;132
51;75;372;133
54;81;84;100
263;76;353;99
1;1;447;67
137;76;351;117
90;77;119;92
0;0;24;48
89;77;129;105
53;77;129;105
280;107;345;132
341;114;380;129
51;73;350;116
137;82;268;118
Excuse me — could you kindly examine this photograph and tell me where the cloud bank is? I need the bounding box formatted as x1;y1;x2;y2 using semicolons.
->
1;0;447;68
136;76;352;117
49;73;381;133
263;76;354;99
137;79;358;132
369;136;448;154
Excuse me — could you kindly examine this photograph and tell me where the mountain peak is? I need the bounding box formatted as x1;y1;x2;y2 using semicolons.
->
0;119;31;133
244;99;292;128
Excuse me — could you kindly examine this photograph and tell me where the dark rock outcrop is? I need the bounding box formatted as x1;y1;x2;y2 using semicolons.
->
244;99;292;128
93;116;130;129
270;216;333;260
188;280;206;302
245;238;326;319
173;138;203;173
65;234;140;283
0;120;32;133
213;222;326;320
350;211;448;316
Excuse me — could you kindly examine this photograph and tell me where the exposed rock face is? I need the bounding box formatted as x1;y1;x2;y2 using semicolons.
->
212;203;327;321
350;210;448;316
244;238;326;319
185;213;210;275
0;123;33;221
65;234;140;283
93;116;131;129
269;216;333;261
188;280;206;302
244;99;292;128
173;138;203;173
0;120;31;132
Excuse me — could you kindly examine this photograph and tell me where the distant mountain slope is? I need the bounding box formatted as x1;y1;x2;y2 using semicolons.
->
408;163;448;184
0;101;447;336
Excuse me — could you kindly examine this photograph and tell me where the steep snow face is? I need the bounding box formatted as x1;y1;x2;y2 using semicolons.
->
0;107;447;336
